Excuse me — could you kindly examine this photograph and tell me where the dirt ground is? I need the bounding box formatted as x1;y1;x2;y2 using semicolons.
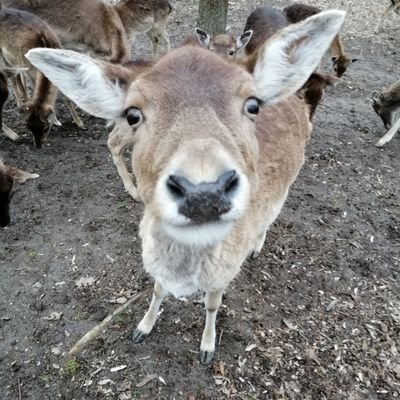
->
0;0;399;399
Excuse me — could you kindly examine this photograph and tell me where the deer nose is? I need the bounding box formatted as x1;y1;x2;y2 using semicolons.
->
166;170;239;224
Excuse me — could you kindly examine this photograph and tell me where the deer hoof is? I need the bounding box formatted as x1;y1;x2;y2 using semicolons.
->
199;350;214;365
132;328;148;343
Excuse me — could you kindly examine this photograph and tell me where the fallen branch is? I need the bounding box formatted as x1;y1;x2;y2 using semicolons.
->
69;288;152;356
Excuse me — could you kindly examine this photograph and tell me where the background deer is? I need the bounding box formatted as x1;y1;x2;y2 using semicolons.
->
0;159;38;227
27;10;345;364
243;5;288;56
187;27;253;58
0;7;83;147
374;0;400;33
283;2;357;77
372;79;400;147
1;0;172;61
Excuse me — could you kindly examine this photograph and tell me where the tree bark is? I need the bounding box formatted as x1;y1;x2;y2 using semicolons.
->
197;0;229;36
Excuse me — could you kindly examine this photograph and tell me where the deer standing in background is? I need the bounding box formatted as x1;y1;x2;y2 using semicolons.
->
372;80;400;147
0;7;84;147
1;0;172;61
27;10;346;364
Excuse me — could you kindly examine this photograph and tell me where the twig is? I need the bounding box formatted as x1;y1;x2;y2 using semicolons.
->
69;288;152;355
17;377;22;400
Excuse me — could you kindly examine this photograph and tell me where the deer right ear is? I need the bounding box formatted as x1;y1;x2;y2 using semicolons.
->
252;10;346;104
195;28;211;48
25;48;127;121
237;30;253;50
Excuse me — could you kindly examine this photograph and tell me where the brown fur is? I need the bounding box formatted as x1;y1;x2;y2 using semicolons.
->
300;72;335;120
244;6;289;55
1;0;172;61
283;3;352;77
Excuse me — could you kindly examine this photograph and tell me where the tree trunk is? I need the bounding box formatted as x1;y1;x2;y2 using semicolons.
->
197;0;229;36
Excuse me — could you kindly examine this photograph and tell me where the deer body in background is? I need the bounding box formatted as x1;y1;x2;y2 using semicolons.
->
1;0;172;61
283;3;357;77
0;7;83;147
27;10;346;364
372;79;400;147
243;5;288;56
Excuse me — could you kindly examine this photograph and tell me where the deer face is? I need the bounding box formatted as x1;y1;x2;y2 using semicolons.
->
25;104;61;148
126;52;260;245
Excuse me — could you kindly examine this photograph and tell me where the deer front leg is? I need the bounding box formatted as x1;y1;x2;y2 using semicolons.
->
11;75;28;106
250;229;268;259
62;96;85;128
200;289;224;365
133;281;167;343
107;126;140;201
375;116;400;147
374;4;394;34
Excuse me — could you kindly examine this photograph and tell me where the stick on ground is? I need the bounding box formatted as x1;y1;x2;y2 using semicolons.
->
69;288;152;355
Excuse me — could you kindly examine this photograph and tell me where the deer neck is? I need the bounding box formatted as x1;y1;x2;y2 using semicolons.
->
32;71;57;108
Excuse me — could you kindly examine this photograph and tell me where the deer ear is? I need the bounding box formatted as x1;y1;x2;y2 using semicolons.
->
331;56;338;62
195;28;211;47
252;10;346;104
351;58;359;63
236;30;253;50
25;48;128;121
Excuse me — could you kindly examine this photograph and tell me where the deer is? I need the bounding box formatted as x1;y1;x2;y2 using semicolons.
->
0;159;38;227
26;9;346;364
0;7;84;147
0;67;27;141
1;0;172;61
374;0;400;34
184;28;253;59
372;79;400;147
243;5;289;56
283;3;357;77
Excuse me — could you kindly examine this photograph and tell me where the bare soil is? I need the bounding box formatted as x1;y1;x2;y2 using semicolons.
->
0;1;399;399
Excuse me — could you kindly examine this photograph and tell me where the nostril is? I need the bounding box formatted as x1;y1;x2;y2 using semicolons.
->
219;170;239;195
167;175;191;199
224;172;239;195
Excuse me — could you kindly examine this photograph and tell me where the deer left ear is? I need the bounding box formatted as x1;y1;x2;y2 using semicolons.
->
195;28;211;48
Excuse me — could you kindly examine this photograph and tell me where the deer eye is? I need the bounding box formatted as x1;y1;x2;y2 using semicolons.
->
229;50;235;56
125;107;144;127
244;97;262;118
